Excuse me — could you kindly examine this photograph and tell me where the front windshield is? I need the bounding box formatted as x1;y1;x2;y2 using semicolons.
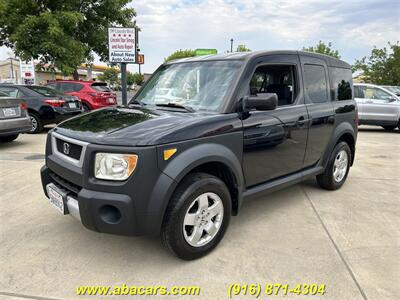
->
133;60;242;111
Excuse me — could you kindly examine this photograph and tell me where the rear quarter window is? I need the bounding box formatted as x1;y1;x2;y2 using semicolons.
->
303;64;328;103
329;67;353;100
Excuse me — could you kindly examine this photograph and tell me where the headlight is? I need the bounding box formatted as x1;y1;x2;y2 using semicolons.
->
94;153;138;181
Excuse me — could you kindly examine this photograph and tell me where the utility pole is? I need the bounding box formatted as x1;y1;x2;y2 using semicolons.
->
230;38;234;53
9;57;14;83
121;63;127;106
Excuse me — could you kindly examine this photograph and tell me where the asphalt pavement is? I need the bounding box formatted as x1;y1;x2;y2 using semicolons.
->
0;126;399;299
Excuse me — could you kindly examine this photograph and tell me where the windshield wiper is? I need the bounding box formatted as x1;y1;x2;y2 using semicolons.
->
155;102;195;112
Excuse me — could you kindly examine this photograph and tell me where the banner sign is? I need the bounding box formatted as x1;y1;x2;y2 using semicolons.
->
108;27;136;63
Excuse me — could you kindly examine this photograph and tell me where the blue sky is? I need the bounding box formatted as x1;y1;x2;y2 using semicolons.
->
1;0;399;73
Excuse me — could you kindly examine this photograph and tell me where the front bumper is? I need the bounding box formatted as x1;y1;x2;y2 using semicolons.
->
40;132;177;236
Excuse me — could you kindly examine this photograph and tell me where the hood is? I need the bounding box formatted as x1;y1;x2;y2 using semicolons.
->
54;107;241;146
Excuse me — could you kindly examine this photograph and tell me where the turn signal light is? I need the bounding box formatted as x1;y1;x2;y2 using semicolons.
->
44;99;65;107
163;148;177;161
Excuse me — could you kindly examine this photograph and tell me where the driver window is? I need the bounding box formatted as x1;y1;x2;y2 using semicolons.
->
249;65;297;106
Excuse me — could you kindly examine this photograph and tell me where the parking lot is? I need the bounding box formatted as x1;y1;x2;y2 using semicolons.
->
0;126;399;300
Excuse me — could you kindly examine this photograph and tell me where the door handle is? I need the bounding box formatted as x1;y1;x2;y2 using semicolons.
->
365;100;373;104
296;116;308;127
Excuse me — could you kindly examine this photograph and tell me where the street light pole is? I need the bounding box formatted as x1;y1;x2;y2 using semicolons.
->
230;38;234;53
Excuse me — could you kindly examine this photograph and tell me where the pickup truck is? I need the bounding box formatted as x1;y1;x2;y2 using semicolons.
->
41;50;358;260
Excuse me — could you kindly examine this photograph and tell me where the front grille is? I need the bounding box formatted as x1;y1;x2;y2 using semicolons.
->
49;171;82;197
56;138;82;160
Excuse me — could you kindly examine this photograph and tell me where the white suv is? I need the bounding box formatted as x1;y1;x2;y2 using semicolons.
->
354;83;400;130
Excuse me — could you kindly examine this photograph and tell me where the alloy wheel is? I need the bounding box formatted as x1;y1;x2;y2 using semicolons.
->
183;192;224;247
333;150;348;183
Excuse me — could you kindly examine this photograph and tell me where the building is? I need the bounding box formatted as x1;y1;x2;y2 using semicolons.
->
0;59;119;84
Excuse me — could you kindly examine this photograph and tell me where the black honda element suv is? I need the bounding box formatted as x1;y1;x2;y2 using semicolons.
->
41;50;357;260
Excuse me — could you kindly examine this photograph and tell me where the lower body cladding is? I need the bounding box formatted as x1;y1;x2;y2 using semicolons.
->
40;164;177;236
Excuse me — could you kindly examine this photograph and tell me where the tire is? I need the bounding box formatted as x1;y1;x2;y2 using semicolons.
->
161;172;231;260
28;113;43;134
382;126;396;131
317;141;351;190
0;134;19;143
82;103;91;112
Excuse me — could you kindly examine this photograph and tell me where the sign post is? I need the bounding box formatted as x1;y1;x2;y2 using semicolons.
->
108;27;137;106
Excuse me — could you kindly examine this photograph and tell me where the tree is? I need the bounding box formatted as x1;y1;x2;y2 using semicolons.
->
236;44;251;52
352;42;400;85
302;41;340;58
97;68;120;87
165;49;196;62
127;72;144;86
0;0;136;79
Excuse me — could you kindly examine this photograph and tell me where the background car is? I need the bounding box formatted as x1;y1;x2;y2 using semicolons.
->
0;92;31;142
354;83;400;130
0;84;82;133
46;80;117;112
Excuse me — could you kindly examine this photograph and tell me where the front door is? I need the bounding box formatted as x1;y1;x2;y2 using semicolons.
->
241;55;308;187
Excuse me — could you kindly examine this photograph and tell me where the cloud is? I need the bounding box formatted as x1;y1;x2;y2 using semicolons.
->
132;0;399;72
2;0;398;73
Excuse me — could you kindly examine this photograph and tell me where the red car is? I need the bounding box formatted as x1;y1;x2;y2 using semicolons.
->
46;80;117;112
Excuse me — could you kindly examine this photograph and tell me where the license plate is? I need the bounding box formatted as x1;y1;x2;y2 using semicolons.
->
3;107;17;117
46;184;66;214
68;102;77;108
107;98;115;103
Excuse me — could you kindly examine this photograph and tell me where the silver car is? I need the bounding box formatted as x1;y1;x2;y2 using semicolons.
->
0;92;32;142
354;83;400;130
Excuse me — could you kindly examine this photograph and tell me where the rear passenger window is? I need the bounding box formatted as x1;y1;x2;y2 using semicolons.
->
304;64;328;103
330;67;353;100
59;83;83;92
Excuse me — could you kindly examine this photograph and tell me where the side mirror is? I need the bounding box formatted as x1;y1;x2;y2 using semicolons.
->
244;93;278;111
388;97;397;103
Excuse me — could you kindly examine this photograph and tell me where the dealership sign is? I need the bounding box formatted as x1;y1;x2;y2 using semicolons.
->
108;27;136;63
20;60;35;79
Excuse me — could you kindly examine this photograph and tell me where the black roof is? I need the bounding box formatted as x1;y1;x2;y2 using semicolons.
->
167;50;351;68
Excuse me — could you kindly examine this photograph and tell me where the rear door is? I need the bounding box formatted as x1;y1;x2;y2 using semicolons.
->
300;55;335;167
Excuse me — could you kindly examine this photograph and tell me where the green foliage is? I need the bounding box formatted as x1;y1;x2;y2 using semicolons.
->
0;0;136;75
352;42;400;85
127;72;144;86
303;41;340;58
164;49;196;62
236;44;251;52
97;68;120;87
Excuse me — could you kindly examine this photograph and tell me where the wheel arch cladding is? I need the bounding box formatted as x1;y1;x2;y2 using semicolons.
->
159;142;244;216
323;122;356;167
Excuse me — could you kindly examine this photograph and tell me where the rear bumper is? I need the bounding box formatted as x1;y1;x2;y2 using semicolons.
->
89;102;117;110
0;115;31;136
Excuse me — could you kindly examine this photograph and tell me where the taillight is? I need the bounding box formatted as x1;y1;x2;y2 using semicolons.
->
19;102;28;110
44;99;65;107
